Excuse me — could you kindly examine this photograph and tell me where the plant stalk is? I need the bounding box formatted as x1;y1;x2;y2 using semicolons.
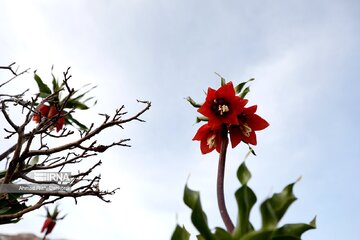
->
217;126;234;232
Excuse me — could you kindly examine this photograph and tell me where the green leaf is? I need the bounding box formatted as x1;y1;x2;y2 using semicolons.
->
171;225;191;240
240;229;273;240
214;227;233;240
72;85;97;102
186;97;202;108
260;199;278;230
183;184;215;240
67;113;88;130
52;74;60;93
0;193;27;225
235;78;254;95
215;72;226;86
0;170;7;178
273;217;316;238
196;116;209;123
34;73;52;98
248;145;256;156
237;162;251;185
0;207;11;215
260;182;298;230
239;87;250;98
271;236;300;240
233;185;256;238
0;217;22;224
64;99;89;110
232;162;257;238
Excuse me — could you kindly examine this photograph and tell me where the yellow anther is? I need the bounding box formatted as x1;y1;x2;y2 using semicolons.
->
241;123;252;137
207;134;216;148
218;105;229;115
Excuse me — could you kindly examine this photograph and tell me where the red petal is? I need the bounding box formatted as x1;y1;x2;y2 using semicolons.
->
247;114;269;131
246;132;257;146
38;104;50;115
41;218;51;233
198;88;216;116
56;117;65;132
200;137;214;154
229;127;243;148
33;104;50;123
46;221;56;234
216;82;236;97
193;124;216;154
237;129;257;145
32;114;40;123
193;124;211;140
47;105;58;118
246;132;257;145
243;105;257;115
206;87;216;100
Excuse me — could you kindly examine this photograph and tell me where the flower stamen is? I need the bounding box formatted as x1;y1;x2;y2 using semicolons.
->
240;123;252;137
207;134;216;148
211;98;230;116
218;105;229;115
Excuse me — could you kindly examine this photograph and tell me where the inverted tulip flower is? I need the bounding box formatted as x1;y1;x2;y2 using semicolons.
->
198;82;248;129
32;70;94;132
41;217;56;236
193;124;222;154
41;206;65;239
32;104;65;132
47;105;65;132
229;105;269;147
32;104;50;123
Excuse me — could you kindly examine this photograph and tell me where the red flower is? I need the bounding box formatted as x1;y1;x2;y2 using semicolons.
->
47;105;65;132
55;115;65;132
193;124;222;154
229;105;269;147
198;82;248;129
33;104;65;132
32;104;50;123
41;218;56;235
41;206;63;237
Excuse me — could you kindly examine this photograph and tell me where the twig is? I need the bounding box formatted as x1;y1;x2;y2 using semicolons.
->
0;62;17;76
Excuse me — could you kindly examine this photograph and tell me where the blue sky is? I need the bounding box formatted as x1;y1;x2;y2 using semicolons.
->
0;0;360;239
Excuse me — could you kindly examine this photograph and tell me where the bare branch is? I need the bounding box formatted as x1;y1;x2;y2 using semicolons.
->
0;66;151;224
0;62;17;76
27;100;151;157
0;63;30;88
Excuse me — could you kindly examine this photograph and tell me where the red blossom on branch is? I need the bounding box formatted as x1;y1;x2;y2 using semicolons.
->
32;104;66;132
31;69;94;132
47;105;65;132
32;104;50;123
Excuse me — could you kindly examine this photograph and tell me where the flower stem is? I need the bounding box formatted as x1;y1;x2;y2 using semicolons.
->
217;126;234;232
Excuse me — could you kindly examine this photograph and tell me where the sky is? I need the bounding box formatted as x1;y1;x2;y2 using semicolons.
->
0;0;360;239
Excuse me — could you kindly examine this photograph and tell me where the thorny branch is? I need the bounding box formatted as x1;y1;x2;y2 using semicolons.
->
0;64;151;222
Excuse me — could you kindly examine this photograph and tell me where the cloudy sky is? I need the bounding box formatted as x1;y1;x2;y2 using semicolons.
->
1;0;360;239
